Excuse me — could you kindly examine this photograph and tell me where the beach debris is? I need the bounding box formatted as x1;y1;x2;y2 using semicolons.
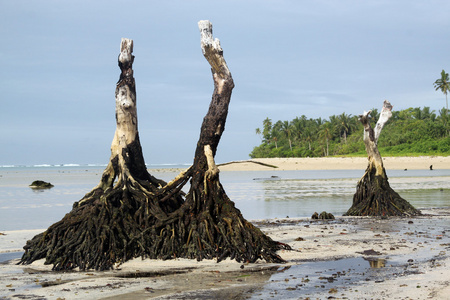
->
311;211;335;220
344;100;421;217
356;249;382;256
218;160;278;169
253;175;280;181
19;22;289;272
29;180;54;189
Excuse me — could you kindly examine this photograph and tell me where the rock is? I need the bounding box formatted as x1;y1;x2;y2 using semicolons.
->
357;249;382;256
319;211;335;220
29;180;54;189
312;211;335;220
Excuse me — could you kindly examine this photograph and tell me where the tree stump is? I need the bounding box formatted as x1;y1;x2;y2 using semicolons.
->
19;21;289;271
344;101;421;217
19;38;184;271
160;20;290;263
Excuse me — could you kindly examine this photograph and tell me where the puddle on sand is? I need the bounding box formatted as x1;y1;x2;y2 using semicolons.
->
0;251;24;264
249;256;404;299
364;257;386;268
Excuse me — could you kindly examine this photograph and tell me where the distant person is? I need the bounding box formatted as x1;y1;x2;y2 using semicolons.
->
429;165;433;170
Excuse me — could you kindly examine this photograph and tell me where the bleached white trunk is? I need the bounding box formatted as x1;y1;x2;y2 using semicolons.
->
93;38;141;192
360;100;393;177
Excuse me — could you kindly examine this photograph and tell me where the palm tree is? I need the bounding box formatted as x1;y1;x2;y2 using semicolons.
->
303;127;313;151
439;107;450;136
262;117;273;143
434;70;449;116
270;121;281;149
291;116;307;146
270;127;280;149
413;107;423;120
439;108;449;123
255;128;262;142
319;121;333;156
421;106;436;121
336;113;355;144
280;120;293;151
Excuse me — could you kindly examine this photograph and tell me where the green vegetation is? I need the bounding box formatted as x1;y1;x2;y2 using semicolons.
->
250;106;450;158
434;69;449;116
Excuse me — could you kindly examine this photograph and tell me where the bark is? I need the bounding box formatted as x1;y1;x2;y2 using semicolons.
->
344;100;421;217
19;22;289;271
151;20;290;263
19;38;185;271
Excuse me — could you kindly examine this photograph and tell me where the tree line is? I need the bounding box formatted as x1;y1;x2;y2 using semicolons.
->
251;106;450;158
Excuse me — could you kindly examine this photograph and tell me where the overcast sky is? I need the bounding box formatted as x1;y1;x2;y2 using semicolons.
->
1;0;449;166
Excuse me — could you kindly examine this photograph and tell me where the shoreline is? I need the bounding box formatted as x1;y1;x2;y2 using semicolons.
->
1;156;448;173
216;156;450;171
1;157;449;298
1;208;449;299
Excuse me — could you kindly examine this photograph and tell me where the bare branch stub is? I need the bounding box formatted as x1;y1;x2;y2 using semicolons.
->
374;100;393;143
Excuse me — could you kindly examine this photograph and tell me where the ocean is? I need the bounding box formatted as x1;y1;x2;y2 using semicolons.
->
0;164;449;231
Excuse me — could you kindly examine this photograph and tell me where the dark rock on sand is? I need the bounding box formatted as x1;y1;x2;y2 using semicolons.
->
312;211;335;220
29;180;54;189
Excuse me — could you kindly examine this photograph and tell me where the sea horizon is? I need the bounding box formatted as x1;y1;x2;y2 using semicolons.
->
0;162;192;169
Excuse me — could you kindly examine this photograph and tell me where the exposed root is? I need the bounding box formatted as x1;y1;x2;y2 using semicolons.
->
345;166;421;217
18;23;290;272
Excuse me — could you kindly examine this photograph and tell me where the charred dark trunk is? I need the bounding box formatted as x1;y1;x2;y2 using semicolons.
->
144;20;290;263
19;22;289;271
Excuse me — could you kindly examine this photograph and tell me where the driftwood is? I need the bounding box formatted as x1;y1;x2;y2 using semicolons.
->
218;160;278;168
344;100;421;217
19;21;289;271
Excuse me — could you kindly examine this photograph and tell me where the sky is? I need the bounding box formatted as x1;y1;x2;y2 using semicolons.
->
1;0;450;166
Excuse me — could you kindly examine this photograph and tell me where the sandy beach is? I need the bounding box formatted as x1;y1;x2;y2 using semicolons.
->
1;156;449;299
217;156;450;171
1;208;449;299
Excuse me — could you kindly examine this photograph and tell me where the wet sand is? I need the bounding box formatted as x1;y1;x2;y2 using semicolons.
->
1;208;449;299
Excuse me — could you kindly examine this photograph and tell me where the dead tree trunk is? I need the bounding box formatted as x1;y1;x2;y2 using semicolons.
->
19;38;184;271
19;22;289;271
344;100;421;217
143;20;290;263
186;20;290;262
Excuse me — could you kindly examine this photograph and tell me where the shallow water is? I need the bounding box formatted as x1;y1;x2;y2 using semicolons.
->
0;251;23;263
249;255;426;299
251;215;450;299
221;169;450;220
0;166;449;231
